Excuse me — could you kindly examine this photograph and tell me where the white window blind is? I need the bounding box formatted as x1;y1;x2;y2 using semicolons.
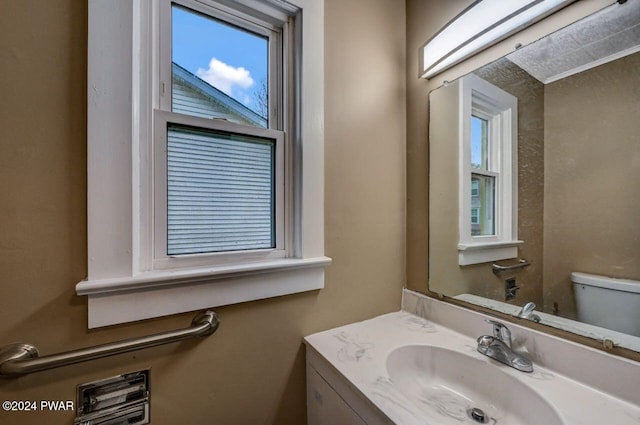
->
167;125;275;255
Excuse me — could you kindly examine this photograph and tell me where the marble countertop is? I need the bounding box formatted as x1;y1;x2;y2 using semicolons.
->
304;311;640;425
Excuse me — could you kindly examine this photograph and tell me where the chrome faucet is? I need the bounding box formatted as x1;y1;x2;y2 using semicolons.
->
517;302;541;323
477;320;533;373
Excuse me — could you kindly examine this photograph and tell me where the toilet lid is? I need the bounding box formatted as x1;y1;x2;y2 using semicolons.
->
571;272;640;293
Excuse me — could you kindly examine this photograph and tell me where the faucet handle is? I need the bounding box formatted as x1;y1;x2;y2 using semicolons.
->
518;302;536;317
484;319;512;348
518;302;542;322
476;335;495;348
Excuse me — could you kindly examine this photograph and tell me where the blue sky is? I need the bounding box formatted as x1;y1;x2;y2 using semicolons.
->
172;5;268;113
471;116;486;168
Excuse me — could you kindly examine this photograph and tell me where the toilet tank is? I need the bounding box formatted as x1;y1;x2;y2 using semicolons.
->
571;272;640;337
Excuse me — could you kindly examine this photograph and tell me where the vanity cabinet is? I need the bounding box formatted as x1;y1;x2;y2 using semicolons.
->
305;346;392;425
305;308;640;425
306;364;366;425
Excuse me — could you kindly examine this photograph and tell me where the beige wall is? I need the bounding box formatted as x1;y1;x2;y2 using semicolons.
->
406;0;613;295
542;52;640;318
0;1;405;424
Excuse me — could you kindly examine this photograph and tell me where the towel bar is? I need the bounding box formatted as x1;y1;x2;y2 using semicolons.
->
492;259;530;274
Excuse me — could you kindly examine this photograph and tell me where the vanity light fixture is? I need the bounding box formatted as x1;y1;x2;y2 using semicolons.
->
419;0;576;79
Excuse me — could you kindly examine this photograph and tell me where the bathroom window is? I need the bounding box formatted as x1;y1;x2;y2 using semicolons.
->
458;74;521;265
470;116;495;237
81;0;329;328
154;1;286;268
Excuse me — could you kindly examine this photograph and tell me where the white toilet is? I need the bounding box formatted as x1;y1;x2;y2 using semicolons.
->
571;272;640;337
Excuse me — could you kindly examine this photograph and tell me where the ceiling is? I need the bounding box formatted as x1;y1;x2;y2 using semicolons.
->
507;0;640;84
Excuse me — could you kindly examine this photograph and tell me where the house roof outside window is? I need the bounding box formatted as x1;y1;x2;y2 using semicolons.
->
172;62;268;128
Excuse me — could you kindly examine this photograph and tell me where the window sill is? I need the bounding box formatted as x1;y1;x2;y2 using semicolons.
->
76;257;331;328
457;240;522;266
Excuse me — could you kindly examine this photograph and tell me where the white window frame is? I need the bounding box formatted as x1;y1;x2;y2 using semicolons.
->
80;0;329;328
458;74;521;266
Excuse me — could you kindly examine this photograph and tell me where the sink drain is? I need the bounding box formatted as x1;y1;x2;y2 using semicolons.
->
467;407;490;424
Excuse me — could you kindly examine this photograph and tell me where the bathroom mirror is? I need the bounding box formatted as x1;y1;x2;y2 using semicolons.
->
428;0;640;353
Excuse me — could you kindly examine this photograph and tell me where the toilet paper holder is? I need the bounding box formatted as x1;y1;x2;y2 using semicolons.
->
75;369;150;425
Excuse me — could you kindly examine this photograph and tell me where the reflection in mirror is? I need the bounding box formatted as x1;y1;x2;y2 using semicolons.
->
428;0;640;352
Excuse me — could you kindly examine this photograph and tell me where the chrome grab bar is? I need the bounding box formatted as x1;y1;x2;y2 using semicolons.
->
0;310;219;378
492;258;530;274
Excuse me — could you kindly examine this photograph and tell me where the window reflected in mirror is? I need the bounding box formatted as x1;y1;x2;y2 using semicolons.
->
470;115;495;237
470;174;495;236
470;116;489;170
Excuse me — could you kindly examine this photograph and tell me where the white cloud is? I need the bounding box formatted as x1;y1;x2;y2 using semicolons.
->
196;58;254;96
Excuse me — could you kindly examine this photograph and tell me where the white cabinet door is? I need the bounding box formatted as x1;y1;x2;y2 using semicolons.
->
307;365;367;425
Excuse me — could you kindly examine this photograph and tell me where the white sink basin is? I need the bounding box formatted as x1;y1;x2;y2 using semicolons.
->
386;345;564;425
